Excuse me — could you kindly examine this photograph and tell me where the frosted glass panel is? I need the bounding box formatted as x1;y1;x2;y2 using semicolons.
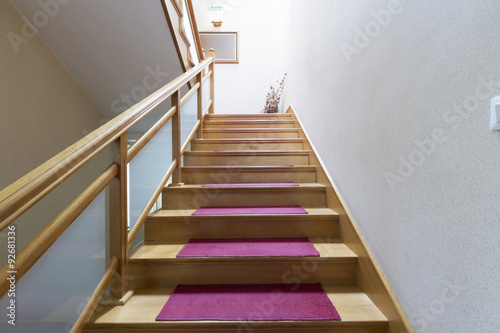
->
181;92;198;147
128;120;173;232
203;78;211;113
0;190;107;333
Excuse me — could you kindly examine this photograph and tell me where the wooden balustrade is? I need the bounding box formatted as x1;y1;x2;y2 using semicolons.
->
0;52;215;313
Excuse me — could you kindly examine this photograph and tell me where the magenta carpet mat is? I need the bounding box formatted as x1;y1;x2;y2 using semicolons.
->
156;283;341;321
208;165;293;167
192;205;308;215
177;238;319;257
202;182;298;187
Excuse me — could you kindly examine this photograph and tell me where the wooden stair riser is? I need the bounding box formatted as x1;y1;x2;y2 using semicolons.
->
145;219;339;243
181;167;316;184
203;130;299;139
128;261;357;288
191;141;304;151
162;187;325;209
183;153;309;166
204;121;296;129
206;114;293;121
85;324;387;333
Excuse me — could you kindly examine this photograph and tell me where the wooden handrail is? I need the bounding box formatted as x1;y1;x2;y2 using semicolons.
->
181;120;201;154
180;82;200;107
0;163;118;298
203;70;212;83
186;0;203;61
0;56;213;231
71;256;119;333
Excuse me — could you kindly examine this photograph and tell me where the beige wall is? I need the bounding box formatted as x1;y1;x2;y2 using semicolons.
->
0;0;108;260
282;0;500;332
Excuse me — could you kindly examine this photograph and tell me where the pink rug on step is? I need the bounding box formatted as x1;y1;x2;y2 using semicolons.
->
156;283;341;321
208;165;293;167
192;205;308;215
202;182;298;187
176;238;319;257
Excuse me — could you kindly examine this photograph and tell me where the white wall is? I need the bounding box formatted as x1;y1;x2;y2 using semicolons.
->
193;0;286;114
282;0;500;332
10;0;184;130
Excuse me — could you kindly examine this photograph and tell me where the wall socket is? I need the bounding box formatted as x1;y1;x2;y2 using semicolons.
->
491;97;500;131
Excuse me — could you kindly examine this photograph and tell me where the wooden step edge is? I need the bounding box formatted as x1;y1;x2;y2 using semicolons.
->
204;120;297;124
191;138;305;143
203;128;300;132
181;165;316;170
183;150;309;156
146;207;340;220
206;114;293;117
129;242;358;263
163;183;326;190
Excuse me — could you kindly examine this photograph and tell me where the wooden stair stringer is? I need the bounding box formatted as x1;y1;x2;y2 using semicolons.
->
286;105;414;333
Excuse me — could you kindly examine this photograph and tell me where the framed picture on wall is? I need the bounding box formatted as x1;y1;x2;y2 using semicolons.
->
199;31;239;64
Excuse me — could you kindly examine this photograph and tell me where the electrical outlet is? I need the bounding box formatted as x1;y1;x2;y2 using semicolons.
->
491;97;500;131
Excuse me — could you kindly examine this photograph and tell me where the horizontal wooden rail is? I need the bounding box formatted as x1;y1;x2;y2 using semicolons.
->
127;160;178;246
0;57;213;231
127;106;177;163
202;70;212;83
71;256;119;333
181;120;201;155
180;82;200;107
204;100;213;115
0;163;118;298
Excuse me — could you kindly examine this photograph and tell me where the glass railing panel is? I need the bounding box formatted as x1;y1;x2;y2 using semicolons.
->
0;189;108;333
128;109;173;242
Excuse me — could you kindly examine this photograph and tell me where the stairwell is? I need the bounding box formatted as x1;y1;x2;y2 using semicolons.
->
84;113;390;332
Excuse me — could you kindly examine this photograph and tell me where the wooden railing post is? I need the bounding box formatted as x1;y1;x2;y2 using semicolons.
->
170;90;184;186
196;72;203;138
209;48;215;114
107;134;133;305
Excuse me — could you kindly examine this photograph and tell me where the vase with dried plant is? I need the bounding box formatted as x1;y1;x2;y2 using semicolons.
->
264;74;287;113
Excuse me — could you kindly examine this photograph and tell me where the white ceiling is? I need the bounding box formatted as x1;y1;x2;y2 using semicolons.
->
11;0;184;129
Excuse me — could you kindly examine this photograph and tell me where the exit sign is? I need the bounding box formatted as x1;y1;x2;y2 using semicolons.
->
209;6;224;11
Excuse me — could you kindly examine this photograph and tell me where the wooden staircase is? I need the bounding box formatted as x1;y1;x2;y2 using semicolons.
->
84;113;390;332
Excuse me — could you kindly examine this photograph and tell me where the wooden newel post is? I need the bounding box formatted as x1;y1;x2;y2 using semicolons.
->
209;48;215;114
196;72;203;138
107;133;133;305
170;90;184;187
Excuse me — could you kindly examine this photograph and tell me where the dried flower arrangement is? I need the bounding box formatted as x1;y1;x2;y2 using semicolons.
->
264;73;287;113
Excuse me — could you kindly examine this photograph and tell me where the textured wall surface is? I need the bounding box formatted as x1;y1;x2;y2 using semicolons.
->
0;0;108;263
282;0;500;332
193;0;286;114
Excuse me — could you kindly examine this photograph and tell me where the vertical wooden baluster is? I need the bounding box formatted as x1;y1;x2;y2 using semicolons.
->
170;90;184;186
107;133;133;305
196;72;203;138
209;48;215;114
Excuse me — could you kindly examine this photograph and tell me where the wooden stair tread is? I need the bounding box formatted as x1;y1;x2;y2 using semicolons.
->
206;114;292;118
203;128;299;132
182;165;315;170
148;207;339;219
184;150;309;155
191;138;305;143
163;183;324;189
129;242;357;262
86;285;388;330
204;120;296;124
